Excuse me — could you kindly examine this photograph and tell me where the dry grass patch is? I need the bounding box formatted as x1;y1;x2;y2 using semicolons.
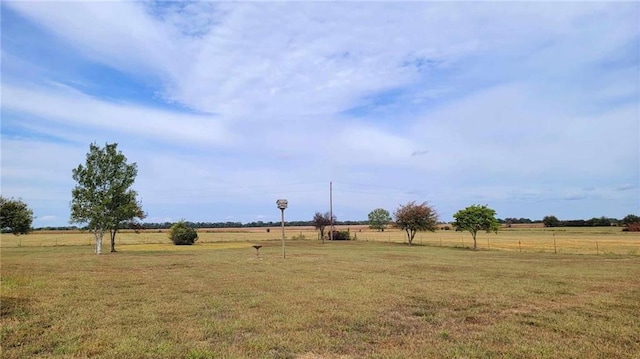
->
1;241;639;358
2;226;637;255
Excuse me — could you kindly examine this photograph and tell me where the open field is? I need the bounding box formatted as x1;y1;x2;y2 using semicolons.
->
1;226;638;256
1;237;639;358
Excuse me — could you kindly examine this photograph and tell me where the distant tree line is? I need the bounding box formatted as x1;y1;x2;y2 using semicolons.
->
542;215;626;227
30;215;638;232
499;218;541;225
118;219;370;230
34;226;82;231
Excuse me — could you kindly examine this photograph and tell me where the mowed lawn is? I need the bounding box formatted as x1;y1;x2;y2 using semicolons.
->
1;240;639;358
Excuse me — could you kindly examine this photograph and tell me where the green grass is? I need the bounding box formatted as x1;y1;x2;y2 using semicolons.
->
1;240;639;358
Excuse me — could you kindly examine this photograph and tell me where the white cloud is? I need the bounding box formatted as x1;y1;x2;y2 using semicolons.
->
410;83;638;180
5;1;182;78
2;1;638;225
2;83;236;148
10;1;626;119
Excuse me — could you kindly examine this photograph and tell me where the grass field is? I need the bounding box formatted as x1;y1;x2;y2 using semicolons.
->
1;229;639;358
1;225;638;256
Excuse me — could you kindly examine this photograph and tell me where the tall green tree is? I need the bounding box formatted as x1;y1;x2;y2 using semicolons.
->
393;201;438;245
70;143;146;254
453;205;500;250
0;197;34;235
368;208;391;232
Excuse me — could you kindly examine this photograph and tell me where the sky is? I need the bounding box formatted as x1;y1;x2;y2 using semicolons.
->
1;1;638;228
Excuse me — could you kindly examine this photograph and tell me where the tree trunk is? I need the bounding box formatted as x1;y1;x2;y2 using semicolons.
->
110;229;118;252
472;231;477;250
93;230;104;255
407;229;415;246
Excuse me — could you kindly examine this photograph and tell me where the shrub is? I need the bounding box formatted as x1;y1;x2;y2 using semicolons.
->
292;233;306;240
543;215;560;227
625;223;640;232
621;215;640;232
169;221;198;245
329;230;351;240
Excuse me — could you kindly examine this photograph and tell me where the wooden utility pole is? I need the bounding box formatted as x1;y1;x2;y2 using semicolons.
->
329;181;334;241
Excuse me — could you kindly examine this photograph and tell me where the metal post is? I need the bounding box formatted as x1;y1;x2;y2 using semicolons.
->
276;199;288;259
281;208;286;259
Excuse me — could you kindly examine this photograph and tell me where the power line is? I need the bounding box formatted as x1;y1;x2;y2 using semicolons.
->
332;181;412;192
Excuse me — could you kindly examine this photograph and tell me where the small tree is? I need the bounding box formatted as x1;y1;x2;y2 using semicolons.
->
169;221;198;245
368;208;391;232
542;215;560;228
0;197;34;235
393;201;439;245
312;212;335;244
70;143;146;254
621;214;640;232
453;205;500;250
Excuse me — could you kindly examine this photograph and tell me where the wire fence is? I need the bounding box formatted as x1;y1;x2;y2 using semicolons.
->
1;227;638;255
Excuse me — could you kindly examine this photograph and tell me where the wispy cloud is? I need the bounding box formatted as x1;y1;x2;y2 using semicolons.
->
1;2;638;226
2;83;236;148
564;193;589;201
617;184;638;191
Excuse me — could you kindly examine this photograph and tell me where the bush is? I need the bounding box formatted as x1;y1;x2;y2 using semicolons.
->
329;230;351;240
169;221;198;245
624;223;640;232
543;215;560;227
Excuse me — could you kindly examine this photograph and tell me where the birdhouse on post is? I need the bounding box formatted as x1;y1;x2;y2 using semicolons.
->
276;199;288;258
276;199;288;210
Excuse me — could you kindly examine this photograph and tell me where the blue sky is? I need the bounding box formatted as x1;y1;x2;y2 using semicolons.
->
1;2;638;227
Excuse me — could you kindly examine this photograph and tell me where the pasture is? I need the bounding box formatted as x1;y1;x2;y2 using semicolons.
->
1;225;638;255
1;228;639;358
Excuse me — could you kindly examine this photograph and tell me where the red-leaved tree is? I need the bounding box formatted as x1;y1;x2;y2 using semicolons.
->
394;201;439;245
